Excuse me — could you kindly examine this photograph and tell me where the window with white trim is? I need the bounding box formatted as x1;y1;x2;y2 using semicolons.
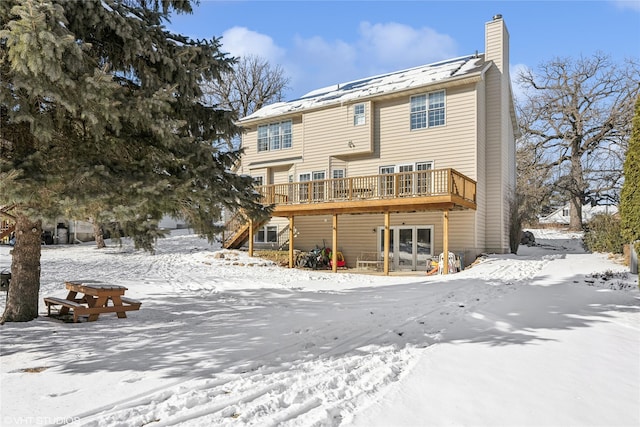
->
354;104;365;126
428;91;445;127
257;120;292;152
379;165;395;196
255;225;278;243
398;164;413;195
312;171;326;201
416;161;434;194
333;169;346;198
410;90;445;130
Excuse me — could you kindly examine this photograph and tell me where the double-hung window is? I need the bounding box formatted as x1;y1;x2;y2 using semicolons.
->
257;126;268;152
428;91;445;127
354;104;365;126
255;225;277;243
257;120;292;152
410;90;445;130
269;123;280;150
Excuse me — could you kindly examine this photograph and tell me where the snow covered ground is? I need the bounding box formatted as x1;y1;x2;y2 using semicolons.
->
0;229;638;427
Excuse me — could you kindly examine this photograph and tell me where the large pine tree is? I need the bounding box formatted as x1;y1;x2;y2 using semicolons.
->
0;0;267;322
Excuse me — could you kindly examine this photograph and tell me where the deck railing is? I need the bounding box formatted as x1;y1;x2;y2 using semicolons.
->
256;168;476;207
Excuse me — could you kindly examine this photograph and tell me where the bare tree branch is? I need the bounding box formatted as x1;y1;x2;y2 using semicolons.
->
516;53;640;230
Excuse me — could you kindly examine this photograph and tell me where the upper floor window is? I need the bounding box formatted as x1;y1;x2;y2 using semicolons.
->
354;104;365;126
410;90;446;130
257;120;292;152
428;91;445;127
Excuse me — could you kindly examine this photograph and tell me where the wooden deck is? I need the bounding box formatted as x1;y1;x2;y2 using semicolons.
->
223;168;476;275
256;168;476;216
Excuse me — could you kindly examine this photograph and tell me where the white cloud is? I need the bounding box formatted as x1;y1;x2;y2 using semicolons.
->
357;22;457;70
612;0;640;12
288;22;457;97
221;26;286;61
218;23;459;99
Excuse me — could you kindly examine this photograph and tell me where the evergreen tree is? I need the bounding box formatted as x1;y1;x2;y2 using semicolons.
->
0;0;267;322
620;96;640;285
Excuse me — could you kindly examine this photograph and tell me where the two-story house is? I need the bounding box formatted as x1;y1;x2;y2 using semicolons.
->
227;15;518;274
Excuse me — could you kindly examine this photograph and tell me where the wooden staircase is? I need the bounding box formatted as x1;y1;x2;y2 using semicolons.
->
0;205;16;241
222;213;269;249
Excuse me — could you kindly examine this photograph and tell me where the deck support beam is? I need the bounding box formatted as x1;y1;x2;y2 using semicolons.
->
288;216;295;268
332;214;338;273
443;210;449;275
383;211;390;276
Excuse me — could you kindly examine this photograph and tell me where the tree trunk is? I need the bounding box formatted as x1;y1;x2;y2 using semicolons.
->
568;151;586;231
93;220;105;249
0;215;42;323
569;197;583;231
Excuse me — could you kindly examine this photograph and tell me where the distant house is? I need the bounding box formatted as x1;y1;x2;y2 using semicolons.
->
225;15;518;273
539;204;619;225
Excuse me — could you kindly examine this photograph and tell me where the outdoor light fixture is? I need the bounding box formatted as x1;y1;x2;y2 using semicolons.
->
348;141;355;148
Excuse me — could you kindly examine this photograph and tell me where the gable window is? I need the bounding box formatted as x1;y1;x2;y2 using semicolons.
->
410;90;446;130
354;104;365;126
257;120;292;152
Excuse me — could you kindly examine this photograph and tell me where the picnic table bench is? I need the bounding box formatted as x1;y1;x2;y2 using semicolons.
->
44;281;141;322
356;252;383;271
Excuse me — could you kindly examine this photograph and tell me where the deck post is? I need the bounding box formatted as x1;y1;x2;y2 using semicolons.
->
443;210;449;274
384;211;390;275
332;214;338;273
289;216;295;268
248;218;254;257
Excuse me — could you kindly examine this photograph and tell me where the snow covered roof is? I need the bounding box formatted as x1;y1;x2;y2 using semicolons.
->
539;203;619;224
239;54;487;123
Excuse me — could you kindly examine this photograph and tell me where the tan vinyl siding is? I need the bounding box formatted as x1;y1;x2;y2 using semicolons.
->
289;211;479;269
332;85;479;179
270;166;290;185
484;63;504;252
484;17;512;253
300;101;373;171
475;79;487;252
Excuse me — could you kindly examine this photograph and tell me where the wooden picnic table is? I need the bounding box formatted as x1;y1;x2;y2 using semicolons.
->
44;281;141;322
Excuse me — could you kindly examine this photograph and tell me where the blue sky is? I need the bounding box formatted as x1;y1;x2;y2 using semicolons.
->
167;1;640;100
